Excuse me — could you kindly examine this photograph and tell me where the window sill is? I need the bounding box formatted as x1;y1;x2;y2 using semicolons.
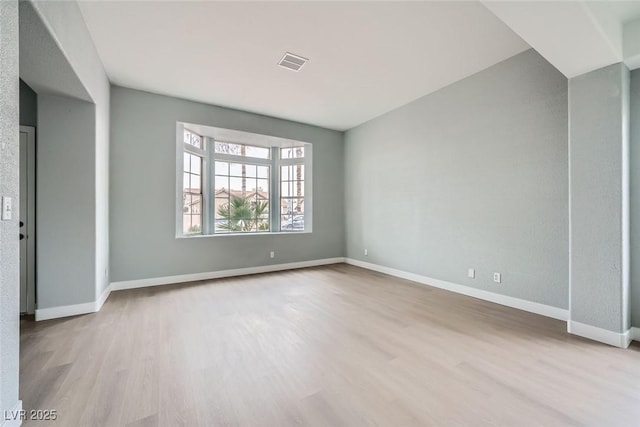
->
176;231;312;239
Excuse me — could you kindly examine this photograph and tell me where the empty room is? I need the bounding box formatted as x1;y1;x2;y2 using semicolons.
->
2;0;640;426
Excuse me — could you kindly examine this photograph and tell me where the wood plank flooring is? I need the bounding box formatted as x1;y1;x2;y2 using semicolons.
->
19;264;640;426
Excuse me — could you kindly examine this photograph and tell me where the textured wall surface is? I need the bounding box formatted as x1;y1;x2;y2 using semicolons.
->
37;95;96;309
19;79;37;127
569;62;629;333
0;0;20;417
110;86;344;282
345;49;569;308
18;1;91;103
630;69;640;328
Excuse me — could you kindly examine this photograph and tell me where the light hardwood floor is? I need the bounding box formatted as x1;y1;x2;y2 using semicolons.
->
20;264;640;426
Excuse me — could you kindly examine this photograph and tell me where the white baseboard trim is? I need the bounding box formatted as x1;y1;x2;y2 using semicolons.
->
1;400;23;427
95;283;112;311
35;258;344;321
35;284;112;322
567;321;631;348
631;327;640;343
344;258;569;321
111;257;346;291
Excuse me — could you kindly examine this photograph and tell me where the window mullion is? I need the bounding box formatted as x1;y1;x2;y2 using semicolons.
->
272;147;280;231
203;137;212;234
184;143;206;157
213;152;272;165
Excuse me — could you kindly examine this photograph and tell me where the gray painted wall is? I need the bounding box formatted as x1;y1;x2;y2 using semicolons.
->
21;0;111;306
569;62;630;333
29;0;111;301
0;0;20;418
630;69;640;328
110;86;344;282
18;1;91;103
345;49;569;309
20;79;37;127
37;95;96;309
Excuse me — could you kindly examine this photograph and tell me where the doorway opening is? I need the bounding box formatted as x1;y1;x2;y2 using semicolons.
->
19;126;36;315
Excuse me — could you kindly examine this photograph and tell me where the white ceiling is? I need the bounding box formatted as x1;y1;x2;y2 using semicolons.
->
77;1;529;131
482;1;640;79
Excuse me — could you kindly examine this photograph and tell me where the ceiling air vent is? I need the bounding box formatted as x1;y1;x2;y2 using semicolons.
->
278;52;308;72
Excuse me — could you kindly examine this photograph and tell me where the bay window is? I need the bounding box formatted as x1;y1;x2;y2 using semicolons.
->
176;123;312;237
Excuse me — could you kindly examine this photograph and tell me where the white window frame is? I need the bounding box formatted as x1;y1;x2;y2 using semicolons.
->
175;122;313;238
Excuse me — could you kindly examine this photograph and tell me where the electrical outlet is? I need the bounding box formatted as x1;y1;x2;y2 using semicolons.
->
270;251;275;259
364;249;368;256
468;268;475;279
493;272;501;283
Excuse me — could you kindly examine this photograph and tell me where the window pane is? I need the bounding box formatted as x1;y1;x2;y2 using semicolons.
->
281;181;292;197
191;194;201;214
229;163;243;177
245;177;257;193
215;199;230;232
255;200;269;216
190;174;201;191
281;197;304;213
191;154;201;175
292;198;304;214
230;177;243;193
256;179;269;194
280;181;304;197
281;165;304;181
281;215;304;231
183;152;190;171
191;215;202;232
215;176;228;193
280;197;304;231
255;200;270;231
183;173;191;191
215;160;271;233
191;134;201;148
183;193;192;213
215;198;229;218
184;130;202;148
245;164;257;178
281;165;290;181
281;198;291;216
245;145;270;159
215;161;229;175
215;141;242;155
281;147;304;159
215;141;269;159
183;214;192;234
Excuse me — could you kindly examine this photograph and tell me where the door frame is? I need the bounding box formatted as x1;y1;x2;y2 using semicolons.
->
20;125;36;314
